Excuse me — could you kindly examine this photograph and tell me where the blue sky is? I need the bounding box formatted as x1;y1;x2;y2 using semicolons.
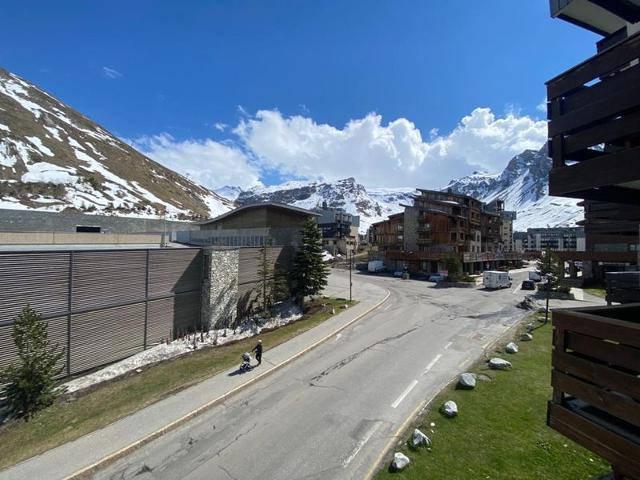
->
0;1;598;189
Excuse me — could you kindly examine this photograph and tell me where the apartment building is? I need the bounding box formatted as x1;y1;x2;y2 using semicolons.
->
372;189;520;274
513;227;586;252
315;203;360;255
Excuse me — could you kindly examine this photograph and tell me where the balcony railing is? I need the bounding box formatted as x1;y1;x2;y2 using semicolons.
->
546;31;640;204
548;304;640;479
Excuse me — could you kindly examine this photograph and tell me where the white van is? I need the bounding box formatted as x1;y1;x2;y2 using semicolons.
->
368;260;386;273
483;270;512;289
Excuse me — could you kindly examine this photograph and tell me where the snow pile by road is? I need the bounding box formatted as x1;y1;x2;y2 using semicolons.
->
61;301;302;394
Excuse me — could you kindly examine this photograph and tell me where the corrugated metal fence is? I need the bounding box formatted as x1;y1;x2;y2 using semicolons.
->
0;248;203;376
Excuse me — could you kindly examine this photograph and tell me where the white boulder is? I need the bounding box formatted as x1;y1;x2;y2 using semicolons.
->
505;342;519;354
442;400;458;417
391;452;410;471
489;357;512;370
458;372;476;389
521;332;533;341
412;428;432;448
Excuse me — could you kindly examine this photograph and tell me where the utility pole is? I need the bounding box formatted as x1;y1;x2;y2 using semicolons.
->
545;249;552;325
349;249;353;303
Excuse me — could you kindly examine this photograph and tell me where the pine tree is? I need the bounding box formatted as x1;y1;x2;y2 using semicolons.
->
256;242;274;312
0;306;65;419
272;267;291;303
537;247;559;291
291;218;329;303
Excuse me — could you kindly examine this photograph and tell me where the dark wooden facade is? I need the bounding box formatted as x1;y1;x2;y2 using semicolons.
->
546;31;640;205
549;304;640;479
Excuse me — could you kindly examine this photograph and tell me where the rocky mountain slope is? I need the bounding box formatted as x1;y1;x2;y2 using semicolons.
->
0;68;232;220
443;147;583;231
228;178;416;234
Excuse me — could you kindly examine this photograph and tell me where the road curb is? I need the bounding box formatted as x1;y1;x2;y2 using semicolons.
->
363;311;534;479
62;290;391;480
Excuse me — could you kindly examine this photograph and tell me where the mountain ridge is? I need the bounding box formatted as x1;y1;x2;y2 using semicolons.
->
0;67;232;220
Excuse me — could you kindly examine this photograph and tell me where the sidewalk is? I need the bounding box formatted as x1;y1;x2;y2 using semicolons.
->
0;276;388;480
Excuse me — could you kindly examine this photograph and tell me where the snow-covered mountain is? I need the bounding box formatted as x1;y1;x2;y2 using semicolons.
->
230;178;416;234
443;146;583;231
221;147;583;234
0;68;232;220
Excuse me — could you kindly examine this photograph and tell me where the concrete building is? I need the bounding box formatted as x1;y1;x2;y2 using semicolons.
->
315;203;360;255
515;227;586;252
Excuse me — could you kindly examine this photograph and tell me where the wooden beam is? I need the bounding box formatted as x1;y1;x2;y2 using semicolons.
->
548;147;640;196
547;32;640;99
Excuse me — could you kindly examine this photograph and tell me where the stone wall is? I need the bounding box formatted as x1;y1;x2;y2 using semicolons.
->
202;248;240;329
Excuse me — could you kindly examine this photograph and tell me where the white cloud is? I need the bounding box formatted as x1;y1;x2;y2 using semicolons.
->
101;66;123;79
537;98;547;112
234;107;547;188
213;122;228;132
131;133;261;190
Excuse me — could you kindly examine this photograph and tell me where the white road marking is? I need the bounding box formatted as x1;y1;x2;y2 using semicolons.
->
444;341;453;350
383;303;393;311
343;422;381;467
512;284;522;294
391;379;419;409
422;354;443;376
335;333;342;340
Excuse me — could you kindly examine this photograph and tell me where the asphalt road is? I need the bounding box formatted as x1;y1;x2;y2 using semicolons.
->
94;268;539;480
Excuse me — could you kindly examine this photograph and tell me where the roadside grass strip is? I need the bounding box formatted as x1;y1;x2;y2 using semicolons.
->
0;298;355;471
375;316;611;480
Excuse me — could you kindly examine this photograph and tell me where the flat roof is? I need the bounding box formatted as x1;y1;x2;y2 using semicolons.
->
0;243;188;252
199;202;319;226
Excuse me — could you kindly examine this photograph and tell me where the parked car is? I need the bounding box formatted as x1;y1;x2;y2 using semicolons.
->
521;280;536;290
529;270;542;282
428;273;446;282
393;270;404;277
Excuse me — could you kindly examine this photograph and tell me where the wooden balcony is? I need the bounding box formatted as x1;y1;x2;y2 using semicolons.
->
546;31;640;205
548;304;640;479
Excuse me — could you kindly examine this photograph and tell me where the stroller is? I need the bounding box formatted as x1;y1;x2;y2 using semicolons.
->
239;352;252;372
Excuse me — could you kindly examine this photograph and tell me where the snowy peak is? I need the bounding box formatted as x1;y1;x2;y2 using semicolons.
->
235;178;416;233
444;146;582;230
0;67;232;219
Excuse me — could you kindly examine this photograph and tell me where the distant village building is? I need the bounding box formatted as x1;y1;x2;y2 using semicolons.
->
513;227;585;253
315;202;359;255
370;189;521;274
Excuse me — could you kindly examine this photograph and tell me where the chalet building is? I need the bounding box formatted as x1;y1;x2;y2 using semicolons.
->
182;203;318;247
315;203;360;255
371;189;520;274
545;2;640;478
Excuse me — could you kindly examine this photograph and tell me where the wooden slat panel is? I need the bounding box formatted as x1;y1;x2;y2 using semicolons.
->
553;308;640;348
70;303;145;374
548;80;640;136
148;249;202;297
548;403;640;478
0;252;69;322
552;370;640;428
72;251;146;311
563;108;640;156
553;350;640;400
565;331;639;372
547;31;640;99
560;62;640;114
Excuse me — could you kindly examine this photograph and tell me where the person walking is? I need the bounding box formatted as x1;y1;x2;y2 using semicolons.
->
252;340;263;366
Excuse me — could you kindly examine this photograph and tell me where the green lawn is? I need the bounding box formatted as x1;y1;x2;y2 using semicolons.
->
584;287;606;298
0;297;355;470
376;317;610;480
